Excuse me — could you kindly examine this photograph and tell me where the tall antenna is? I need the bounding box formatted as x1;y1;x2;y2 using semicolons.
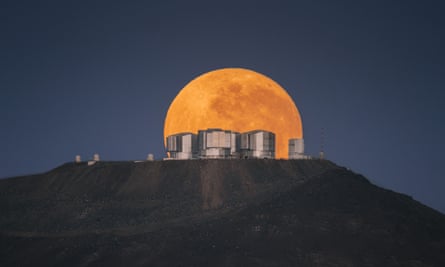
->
320;127;325;160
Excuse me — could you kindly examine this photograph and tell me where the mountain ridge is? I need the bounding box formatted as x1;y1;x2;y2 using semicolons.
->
0;159;444;266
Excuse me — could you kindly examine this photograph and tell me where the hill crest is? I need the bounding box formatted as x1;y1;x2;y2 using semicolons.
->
1;159;444;266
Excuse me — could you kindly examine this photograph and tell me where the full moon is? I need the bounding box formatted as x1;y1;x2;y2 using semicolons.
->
164;68;303;159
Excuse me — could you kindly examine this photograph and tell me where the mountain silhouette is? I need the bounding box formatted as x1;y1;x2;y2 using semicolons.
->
0;160;444;266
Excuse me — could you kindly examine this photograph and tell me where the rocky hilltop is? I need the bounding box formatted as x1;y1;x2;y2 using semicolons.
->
0;159;444;266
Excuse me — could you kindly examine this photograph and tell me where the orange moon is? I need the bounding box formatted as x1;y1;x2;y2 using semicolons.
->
164;68;302;159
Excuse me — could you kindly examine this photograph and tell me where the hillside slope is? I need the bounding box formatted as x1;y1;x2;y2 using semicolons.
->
0;160;444;266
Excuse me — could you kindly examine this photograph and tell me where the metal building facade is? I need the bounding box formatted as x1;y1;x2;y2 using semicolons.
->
198;128;240;158
240;130;275;159
288;138;305;159
166;129;276;159
230;131;241;158
166;132;198;159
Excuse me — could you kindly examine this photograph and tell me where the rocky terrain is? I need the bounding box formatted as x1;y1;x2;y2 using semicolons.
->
0;159;444;266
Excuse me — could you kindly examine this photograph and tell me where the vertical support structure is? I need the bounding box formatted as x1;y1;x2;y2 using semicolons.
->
320;127;325;160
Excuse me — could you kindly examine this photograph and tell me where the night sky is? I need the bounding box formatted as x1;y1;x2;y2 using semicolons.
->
1;1;444;212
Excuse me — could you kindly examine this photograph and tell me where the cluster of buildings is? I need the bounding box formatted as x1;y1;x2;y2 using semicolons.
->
75;153;155;165
75;153;101;166
165;128;306;160
74;128;307;163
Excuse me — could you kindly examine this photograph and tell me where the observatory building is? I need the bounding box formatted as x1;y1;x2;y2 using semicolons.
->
166;132;198;159
165;128;276;159
288;138;306;159
198;128;240;158
240;130;275;159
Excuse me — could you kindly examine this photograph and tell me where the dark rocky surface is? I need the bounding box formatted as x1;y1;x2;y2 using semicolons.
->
0;159;444;266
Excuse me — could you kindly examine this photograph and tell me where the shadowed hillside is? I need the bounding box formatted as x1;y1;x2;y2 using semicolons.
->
0;159;444;266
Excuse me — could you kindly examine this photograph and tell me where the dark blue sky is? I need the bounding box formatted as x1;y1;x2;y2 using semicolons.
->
1;1;444;212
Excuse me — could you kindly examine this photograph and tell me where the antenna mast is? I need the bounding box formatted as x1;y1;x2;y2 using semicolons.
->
320;127;325;160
